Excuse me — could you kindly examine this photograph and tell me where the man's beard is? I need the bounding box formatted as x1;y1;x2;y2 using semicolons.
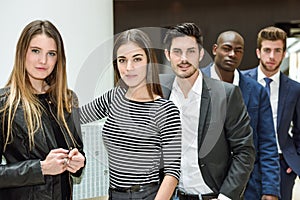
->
174;62;198;79
261;60;281;74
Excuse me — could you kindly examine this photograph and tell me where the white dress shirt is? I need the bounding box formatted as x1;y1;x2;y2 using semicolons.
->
257;67;281;153
211;64;240;86
170;70;230;200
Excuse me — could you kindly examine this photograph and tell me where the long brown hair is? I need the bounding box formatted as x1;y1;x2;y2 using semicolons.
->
2;20;75;150
113;29;163;99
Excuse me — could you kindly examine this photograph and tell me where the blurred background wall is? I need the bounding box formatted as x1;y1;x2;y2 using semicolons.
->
114;0;300;70
0;0;114;105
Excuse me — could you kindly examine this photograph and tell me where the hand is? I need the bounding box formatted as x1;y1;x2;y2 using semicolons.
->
66;148;85;173
261;194;278;200
40;148;69;175
286;167;293;174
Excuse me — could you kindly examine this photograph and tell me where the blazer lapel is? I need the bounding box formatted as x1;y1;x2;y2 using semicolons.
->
247;67;258;80
239;72;251;107
277;73;289;129
198;78;211;151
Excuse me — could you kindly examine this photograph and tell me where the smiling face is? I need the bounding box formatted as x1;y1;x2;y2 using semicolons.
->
165;36;201;79
25;34;57;89
116;41;148;89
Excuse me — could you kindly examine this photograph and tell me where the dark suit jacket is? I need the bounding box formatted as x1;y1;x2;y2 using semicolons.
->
159;73;255;200
202;64;280;198
242;67;300;176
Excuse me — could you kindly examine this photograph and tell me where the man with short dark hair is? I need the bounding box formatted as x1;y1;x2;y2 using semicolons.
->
160;22;255;200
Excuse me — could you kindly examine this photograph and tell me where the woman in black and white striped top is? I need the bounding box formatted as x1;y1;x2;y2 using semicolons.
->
80;29;181;200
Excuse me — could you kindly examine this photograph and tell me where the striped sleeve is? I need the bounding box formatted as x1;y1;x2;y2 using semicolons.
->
80;89;113;124
156;100;182;180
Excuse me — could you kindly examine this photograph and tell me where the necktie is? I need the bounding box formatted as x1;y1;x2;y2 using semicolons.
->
264;77;272;97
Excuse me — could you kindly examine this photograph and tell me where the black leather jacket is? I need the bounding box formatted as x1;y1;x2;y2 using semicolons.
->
0;88;85;200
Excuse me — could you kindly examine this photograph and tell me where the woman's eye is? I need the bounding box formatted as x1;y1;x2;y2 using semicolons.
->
118;59;125;63
31;49;40;53
48;52;56;57
134;57;142;62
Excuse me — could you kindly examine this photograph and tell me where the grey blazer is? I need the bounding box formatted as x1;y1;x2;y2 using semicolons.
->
159;73;255;199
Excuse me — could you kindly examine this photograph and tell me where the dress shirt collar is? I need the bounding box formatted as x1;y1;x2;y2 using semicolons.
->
257;66;280;85
211;64;240;86
173;70;203;97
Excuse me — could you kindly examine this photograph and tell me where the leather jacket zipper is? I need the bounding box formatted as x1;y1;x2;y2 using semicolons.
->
45;98;73;148
45;98;74;200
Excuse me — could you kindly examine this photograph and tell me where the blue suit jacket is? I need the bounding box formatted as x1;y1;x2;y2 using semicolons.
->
202;64;280;198
242;67;300;176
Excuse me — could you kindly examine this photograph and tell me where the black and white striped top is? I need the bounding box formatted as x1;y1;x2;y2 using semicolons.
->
80;87;181;188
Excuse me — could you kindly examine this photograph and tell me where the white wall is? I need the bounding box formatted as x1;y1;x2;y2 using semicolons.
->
0;0;114;105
